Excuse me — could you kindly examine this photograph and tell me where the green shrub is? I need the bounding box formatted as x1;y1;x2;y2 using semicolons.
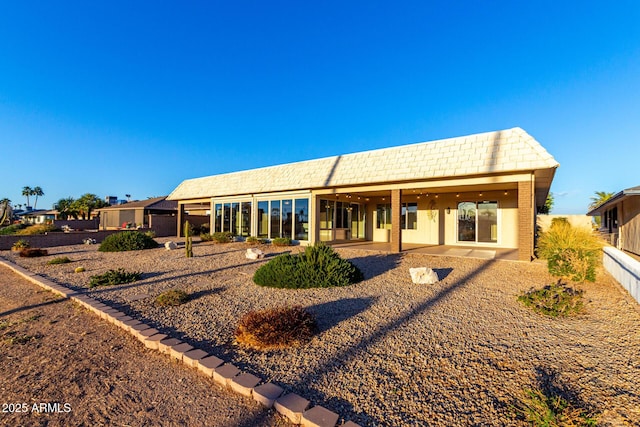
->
89;268;142;288
253;243;363;289
16;224;59;235
47;256;72;265
518;388;598;426
74;266;85;273
11;239;30;250
518;281;585;317
271;237;292;246
98;231;158;252
537;222;602;282
0;224;26;235
235;306;317;350
200;232;234;243
19;248;48;257
155;289;190;306
246;236;268;245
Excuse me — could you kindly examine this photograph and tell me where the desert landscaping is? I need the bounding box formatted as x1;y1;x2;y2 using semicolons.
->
2;238;639;426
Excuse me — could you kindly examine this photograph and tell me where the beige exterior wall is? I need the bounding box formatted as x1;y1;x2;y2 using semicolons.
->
176;171;540;257
537;215;593;232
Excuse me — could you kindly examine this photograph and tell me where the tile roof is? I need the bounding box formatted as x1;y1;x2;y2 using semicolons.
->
168;127;559;200
97;196;177;211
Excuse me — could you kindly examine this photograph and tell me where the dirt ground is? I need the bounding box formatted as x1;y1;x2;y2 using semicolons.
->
0;267;287;427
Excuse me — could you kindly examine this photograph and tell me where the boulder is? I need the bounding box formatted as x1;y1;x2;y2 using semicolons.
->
409;267;439;284
246;248;264;260
164;241;177;250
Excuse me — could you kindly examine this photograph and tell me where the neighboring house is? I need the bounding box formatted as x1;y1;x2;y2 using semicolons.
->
587;185;640;256
96;197;178;237
168;128;559;261
18;209;58;224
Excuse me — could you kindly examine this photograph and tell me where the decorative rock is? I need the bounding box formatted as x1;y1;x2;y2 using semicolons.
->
409;267;439;284
165;241;177;250
252;383;284;408
274;393;310;424
341;422;362;427
302;405;340;427
245;248;264;260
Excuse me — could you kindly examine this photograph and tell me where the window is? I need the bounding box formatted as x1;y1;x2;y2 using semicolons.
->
270;201;280;238
401;202;417;230
257;201;268;238
458;201;497;243
240;202;251;237
214;203;222;233
294;198;309;240
376;204;391;229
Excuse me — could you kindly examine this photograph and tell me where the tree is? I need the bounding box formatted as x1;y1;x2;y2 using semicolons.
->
22;186;33;208
54;197;77;220
32;186;44;209
537;192;554;214
71;194;109;220
0;198;11;226
589;191;615;211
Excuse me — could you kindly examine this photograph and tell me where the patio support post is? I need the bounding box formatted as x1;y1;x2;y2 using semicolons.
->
177;203;185;238
391;189;402;253
518;179;534;261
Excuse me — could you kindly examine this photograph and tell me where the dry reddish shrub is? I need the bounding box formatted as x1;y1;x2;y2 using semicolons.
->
19;248;48;257
235;306;317;351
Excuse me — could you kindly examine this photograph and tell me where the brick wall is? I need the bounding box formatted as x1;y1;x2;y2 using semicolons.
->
391;189;402;253
1;230;127;251
518;180;534;261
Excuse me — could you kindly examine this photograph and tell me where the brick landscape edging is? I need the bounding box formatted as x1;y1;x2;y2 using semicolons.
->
0;258;360;427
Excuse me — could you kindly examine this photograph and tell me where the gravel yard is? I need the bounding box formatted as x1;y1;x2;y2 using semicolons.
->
4;238;640;426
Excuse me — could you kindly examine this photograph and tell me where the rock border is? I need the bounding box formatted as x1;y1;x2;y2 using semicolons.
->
0;258;360;427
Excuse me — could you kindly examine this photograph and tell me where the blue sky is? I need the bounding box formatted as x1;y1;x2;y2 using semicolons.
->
1;1;639;214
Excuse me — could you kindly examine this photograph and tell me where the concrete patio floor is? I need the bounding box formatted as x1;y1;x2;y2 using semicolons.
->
330;241;520;261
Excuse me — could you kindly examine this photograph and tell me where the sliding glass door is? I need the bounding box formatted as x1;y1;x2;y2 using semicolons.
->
458;201;497;243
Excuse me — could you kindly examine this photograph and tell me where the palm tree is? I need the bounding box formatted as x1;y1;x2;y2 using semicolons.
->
32;186;44;209
589;191;615;210
54;197;77;220
0;198;11;225
22;186;33;208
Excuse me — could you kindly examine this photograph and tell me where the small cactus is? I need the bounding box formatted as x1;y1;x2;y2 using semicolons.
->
184;221;193;258
75;266;85;273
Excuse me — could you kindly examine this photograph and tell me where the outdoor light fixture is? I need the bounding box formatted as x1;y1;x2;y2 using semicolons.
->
446;207;451;214
435;194;439;199
456;193;460;198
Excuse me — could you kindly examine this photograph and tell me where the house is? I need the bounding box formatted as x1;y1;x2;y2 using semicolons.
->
18;209;58;224
167;128;559;261
96;196;178;237
587;185;640;256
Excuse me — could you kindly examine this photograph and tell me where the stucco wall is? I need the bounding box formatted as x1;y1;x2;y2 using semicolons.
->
603;246;640;304
537;215;593;232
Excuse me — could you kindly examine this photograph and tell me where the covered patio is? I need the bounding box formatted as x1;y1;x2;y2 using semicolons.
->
330;241;520;261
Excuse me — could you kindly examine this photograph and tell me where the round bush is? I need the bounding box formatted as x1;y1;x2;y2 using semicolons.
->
253;243;363;289
235;306;317;351
98;231;158;252
156;289;190;306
